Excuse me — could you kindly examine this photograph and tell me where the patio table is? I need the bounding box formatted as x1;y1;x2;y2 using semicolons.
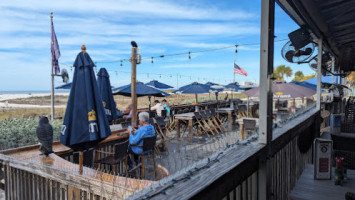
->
216;108;235;132
174;112;195;141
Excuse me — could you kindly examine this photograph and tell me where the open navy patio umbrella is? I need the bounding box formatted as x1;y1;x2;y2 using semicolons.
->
244;80;316;99
97;68;117;121
177;82;210;103
209;84;225;102
61;46;111;172
113;82;170;110
55;82;72;89
205;82;218;86
145;80;173;90
113;82;170;97
225;82;240;91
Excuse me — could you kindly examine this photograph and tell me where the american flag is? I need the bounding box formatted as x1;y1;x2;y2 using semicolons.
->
234;61;247;76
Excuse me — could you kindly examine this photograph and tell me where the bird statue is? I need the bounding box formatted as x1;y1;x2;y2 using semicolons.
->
131;41;138;48
36;116;54;156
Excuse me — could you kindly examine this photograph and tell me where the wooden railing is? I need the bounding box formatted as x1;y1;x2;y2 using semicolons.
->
129;108;320;200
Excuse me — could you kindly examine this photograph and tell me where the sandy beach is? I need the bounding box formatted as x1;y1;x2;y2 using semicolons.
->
0;93;69;109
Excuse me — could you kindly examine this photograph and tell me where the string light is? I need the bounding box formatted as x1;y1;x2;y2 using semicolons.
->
151;57;154;64
120;60;123;68
235;45;239;55
188;52;191;60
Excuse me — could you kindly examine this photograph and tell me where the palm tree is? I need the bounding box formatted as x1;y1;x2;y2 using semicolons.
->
274;65;293;80
293;71;304;81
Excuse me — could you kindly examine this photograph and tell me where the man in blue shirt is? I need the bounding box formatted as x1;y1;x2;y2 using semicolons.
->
127;112;155;169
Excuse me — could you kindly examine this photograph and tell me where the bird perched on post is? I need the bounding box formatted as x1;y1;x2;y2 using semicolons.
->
36;116;54;156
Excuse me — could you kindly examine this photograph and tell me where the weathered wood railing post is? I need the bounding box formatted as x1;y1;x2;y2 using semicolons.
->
316;38;322;110
258;0;274;199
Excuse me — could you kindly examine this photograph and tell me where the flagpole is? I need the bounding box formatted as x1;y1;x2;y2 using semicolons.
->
232;60;235;100
50;12;55;121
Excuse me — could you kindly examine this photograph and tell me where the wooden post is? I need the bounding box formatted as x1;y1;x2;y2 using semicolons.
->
79;151;83;174
131;47;138;126
258;0;274;199
316;38;322;110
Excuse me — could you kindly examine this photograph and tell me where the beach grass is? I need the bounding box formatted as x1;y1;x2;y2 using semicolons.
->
0;108;66;121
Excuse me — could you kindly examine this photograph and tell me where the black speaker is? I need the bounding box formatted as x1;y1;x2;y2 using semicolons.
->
288;26;311;49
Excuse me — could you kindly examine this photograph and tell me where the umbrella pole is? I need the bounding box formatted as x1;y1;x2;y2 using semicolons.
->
79;151;83;174
148;96;151;111
277;98;280;112
195;94;198;104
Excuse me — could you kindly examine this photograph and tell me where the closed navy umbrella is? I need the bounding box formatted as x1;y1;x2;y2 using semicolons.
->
55;82;72;89
146;80;173;90
61;46;111;173
97;68;118;121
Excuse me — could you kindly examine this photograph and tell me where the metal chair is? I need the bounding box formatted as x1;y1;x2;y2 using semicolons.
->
94;140;129;175
129;136;157;179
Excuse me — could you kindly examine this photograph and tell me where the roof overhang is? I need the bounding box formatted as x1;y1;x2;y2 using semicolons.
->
276;0;355;73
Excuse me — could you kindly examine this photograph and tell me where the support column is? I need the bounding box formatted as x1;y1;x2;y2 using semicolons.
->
331;56;335;84
258;0;274;199
316;39;323;110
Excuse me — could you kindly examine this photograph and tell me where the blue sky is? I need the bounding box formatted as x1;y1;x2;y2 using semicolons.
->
0;0;316;91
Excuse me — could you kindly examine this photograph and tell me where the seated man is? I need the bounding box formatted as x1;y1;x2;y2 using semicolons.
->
151;100;164;116
127;112;156;169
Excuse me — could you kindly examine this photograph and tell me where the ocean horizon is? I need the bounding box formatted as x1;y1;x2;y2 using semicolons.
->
0;90;69;94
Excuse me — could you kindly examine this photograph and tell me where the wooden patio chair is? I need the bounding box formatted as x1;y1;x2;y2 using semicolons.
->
243;119;256;139
193;112;211;137
199;111;218;135
129;136;157;180
94;140;129;175
200;110;220;134
205;110;225;132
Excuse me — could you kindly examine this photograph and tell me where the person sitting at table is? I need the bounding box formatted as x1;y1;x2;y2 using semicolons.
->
162;99;170;115
151;100;164;116
115;101;123;118
123;104;132;119
127;112;156;169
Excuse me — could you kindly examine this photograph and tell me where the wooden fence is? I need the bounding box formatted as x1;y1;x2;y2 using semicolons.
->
129;108;319;200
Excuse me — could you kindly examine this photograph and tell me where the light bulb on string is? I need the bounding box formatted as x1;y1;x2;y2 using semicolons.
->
188;52;191;60
235;45;239;56
70;66;73;71
159;74;161;78
120;60;123;68
151;57;154;64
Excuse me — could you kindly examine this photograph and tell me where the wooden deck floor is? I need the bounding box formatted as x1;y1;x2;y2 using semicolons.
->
289;164;355;200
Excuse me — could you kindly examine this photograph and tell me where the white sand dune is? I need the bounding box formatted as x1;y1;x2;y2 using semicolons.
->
0;93;68;108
